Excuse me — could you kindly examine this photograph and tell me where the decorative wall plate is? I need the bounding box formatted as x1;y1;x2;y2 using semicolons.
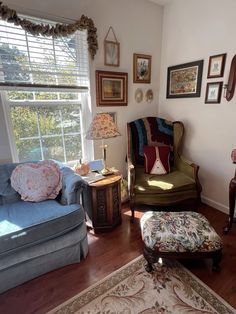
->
135;88;143;103
145;89;153;102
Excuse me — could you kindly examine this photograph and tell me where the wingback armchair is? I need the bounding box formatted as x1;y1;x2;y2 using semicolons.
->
127;117;202;221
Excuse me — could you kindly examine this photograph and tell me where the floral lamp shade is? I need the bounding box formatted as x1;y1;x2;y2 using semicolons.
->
231;149;236;163
86;113;120;140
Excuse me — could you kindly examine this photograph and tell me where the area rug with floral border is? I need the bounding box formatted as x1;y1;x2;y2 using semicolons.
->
48;256;235;314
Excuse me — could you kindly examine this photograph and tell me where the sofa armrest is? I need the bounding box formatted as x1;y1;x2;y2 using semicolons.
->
60;166;85;205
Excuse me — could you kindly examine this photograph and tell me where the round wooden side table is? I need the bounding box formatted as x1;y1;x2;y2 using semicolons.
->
82;174;122;233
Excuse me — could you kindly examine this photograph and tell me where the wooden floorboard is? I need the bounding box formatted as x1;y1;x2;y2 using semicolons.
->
0;203;236;313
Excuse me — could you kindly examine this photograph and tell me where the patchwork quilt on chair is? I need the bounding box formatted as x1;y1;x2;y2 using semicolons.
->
129;117;173;165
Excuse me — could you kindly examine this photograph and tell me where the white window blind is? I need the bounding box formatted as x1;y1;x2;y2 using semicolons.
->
0;16;89;91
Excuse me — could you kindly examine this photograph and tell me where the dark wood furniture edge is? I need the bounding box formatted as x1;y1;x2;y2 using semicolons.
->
143;245;222;273
223;170;236;234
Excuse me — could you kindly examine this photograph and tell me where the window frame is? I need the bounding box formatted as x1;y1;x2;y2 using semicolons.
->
0;15;93;165
2;91;90;163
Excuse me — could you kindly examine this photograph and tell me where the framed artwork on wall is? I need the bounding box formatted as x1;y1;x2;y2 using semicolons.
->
104;26;120;67
96;70;128;106
105;112;117;125
133;53;151;83
166;60;204;98
205;81;223;104
207;53;227;78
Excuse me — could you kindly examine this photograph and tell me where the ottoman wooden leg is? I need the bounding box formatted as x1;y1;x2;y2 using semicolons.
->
143;246;158;273
145;261;154;273
212;250;222;272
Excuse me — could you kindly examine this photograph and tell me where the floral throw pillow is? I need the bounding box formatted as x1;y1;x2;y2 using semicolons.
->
11;160;62;202
144;145;171;175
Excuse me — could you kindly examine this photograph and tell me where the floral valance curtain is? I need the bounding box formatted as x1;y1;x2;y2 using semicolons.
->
0;1;98;59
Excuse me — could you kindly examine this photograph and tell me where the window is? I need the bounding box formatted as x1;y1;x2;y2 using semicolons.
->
0;16;92;163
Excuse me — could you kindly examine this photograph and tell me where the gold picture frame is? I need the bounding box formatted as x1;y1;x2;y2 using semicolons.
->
133;53;151;83
96;70;128;106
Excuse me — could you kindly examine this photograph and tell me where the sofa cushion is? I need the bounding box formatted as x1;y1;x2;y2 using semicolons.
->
134;166;196;194
0;200;84;256
11;160;62;202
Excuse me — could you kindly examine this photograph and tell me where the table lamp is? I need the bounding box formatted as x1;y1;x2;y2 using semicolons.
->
86;113;121;175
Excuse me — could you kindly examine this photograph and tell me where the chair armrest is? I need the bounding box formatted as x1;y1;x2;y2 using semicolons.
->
175;155;202;193
60;166;85;205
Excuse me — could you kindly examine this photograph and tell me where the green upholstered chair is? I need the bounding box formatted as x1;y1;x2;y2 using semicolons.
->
127;117;202;221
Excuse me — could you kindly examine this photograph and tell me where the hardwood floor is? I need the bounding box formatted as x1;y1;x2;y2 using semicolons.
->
0;203;236;313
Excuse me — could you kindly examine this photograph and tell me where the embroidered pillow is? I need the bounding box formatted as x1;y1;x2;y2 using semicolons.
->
144;145;171;175
11;160;62;202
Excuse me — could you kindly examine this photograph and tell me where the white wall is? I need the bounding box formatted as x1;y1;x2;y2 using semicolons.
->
159;0;236;212
0;0;163;175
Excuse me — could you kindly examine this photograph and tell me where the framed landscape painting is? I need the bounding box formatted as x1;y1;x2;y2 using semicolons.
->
166;60;204;98
96;70;128;106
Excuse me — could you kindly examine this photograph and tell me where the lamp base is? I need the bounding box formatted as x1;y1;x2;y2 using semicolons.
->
100;168;114;176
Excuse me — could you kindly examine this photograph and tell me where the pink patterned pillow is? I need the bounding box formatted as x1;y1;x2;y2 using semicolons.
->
11;160;62;202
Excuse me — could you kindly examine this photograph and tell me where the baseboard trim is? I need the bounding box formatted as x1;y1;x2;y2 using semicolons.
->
201;195;228;215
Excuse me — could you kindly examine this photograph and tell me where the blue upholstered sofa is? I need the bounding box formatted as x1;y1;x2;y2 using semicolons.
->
0;162;88;293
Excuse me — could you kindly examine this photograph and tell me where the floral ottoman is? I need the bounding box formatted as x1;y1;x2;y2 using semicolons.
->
140;211;223;272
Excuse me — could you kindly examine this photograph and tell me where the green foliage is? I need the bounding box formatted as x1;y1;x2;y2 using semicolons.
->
0;44;30;82
11;104;82;162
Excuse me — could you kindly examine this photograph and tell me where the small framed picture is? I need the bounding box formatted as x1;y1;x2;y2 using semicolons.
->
133;53;151;83
205;82;223;104
105;112;117;125
207;53;227;78
104;41;120;67
96;70;128;106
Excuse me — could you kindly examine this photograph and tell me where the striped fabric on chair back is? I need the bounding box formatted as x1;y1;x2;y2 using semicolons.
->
128;117;174;165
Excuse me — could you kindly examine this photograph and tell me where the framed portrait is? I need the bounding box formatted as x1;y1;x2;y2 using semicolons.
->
96;70;128;106
205;82;223;104
207;53;226;78
166;60;204;98
104;41;120;67
133;53;151;83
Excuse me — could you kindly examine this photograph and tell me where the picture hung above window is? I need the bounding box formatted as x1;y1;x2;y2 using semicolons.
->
205;82;223;104
96;70;128;106
166;60;204;98
104;26;120;67
207;53;227;78
133;54;151;83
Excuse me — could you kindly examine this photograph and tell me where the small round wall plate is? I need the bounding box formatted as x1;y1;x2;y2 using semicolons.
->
145;89;153;102
135;88;143;103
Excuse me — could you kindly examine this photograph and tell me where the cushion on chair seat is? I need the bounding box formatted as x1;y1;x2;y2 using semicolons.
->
140;211;222;253
0;200;84;256
135;166;196;194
